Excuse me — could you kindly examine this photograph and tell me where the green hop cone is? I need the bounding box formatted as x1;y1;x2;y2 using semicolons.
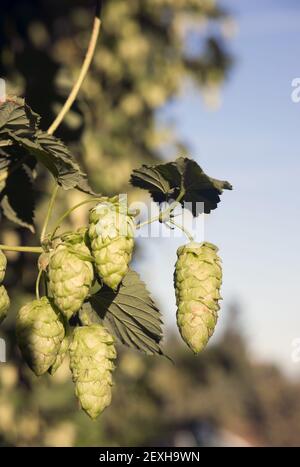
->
48;324;70;375
48;232;94;320
16;297;65;376
174;241;222;354
69;324;116;419
0;285;10;323
88;196;135;290
0;251;7;283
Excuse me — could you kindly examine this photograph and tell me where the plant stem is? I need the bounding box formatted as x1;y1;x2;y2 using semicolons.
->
136;190;185;230
40;184;59;242
50;197;103;239
47;1;102;135
0;244;43;253
159;189;185;222
136;215;160;230
168;219;194;242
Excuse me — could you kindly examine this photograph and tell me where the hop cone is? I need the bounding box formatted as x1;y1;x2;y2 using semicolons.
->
69;324;116;419
174;241;222;354
16;297;65;376
0;285;10;323
88;196;135;290
48;233;94;319
0;251;7;283
48;324;70;375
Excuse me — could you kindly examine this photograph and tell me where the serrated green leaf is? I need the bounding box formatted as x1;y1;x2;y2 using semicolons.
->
90;269;164;356
9;131;93;194
130;157;232;215
0;98;94;194
0;97;40;139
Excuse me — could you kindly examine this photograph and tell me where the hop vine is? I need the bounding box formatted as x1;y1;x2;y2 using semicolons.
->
0;1;232;419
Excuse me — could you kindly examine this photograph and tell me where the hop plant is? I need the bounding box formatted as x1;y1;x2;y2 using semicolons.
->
48;231;94;320
16;297;65;376
69;324;116;419
174;241;222;354
88;196;135;290
0;285;10;323
0;15;232;422
0;251;7;283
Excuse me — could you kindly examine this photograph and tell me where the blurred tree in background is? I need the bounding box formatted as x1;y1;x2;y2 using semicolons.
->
2;0;298;448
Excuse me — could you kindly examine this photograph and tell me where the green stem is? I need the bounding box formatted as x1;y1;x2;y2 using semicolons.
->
35;268;43;300
159;190;185;223
40;184;59;242
169;219;194;242
43;272;48;297
0;244;43;253
50;197;103;239
137;190;185;230
136;215;160;230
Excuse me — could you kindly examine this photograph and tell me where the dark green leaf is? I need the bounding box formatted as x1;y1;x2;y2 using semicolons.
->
90;269;164;356
0;97;40;140
36;132;92;192
130;156;232;215
0;98;94;194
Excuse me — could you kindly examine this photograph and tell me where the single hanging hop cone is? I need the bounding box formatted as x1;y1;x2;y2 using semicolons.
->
69;324;116;419
88;196;135;290
174;241;222;354
48;231;94;320
16;297;65;376
0;285;10;323
0;251;7;283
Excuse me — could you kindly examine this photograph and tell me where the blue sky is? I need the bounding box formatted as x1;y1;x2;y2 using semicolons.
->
136;0;300;376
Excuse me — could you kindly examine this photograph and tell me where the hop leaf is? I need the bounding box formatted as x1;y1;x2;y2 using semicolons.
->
16;297;65;376
130;157;232;215
0;251;7;283
48;233;94;320
0;285;10;323
174;241;222;354
90;269;164;356
69;324;116;419
88;196;135;290
0;98;94;194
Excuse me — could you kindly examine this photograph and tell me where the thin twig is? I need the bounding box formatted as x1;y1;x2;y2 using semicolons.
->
40;184;59;242
0;244;43;253
50;197;103;239
47;1;102;135
168;219;194;242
